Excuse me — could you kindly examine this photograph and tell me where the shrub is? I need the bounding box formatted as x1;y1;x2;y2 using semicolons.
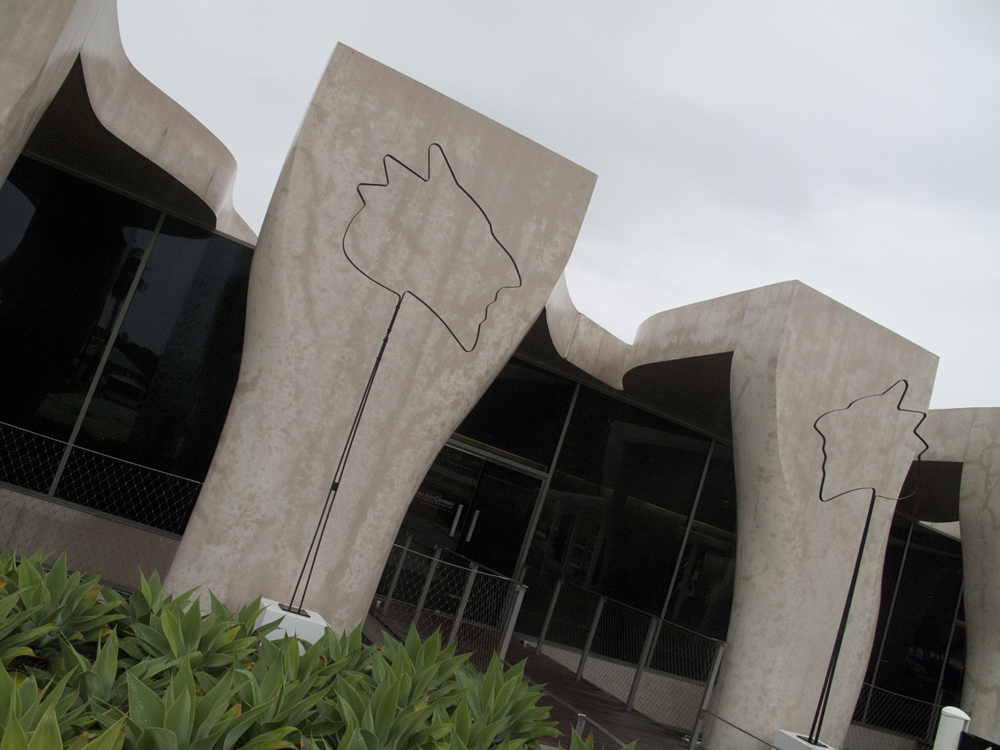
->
0;551;567;750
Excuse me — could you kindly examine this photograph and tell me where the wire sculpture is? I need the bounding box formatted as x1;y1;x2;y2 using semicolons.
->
285;143;522;616
805;379;928;746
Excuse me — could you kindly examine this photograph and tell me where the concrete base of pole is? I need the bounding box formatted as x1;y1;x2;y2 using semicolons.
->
773;729;837;750
255;597;331;646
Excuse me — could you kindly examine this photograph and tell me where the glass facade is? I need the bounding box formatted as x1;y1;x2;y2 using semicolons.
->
865;519;965;705
0;155;253;534
400;357;739;641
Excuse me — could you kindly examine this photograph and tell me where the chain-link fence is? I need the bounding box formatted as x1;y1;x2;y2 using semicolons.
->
845;683;939;750
368;538;526;670
0;419;201;534
513;567;726;740
1;419;189;589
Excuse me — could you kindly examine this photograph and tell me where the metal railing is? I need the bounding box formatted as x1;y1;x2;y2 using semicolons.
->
514;566;727;744
845;683;940;750
369;536;526;670
1;419;200;534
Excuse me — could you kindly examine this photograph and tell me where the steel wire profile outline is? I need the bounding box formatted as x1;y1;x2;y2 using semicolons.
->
286;143;522;615
805;379;928;746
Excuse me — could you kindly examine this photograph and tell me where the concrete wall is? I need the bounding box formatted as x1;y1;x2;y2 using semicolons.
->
165;44;596;633
925;408;1000;740
705;282;937;750
0;486;179;588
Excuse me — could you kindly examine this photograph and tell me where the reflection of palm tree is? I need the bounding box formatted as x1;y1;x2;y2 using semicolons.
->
286;144;522;614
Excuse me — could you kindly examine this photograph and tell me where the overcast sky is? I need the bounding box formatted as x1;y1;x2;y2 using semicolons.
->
118;1;999;410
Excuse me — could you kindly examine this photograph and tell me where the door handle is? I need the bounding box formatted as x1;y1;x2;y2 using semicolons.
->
464;510;480;542
449;504;464;538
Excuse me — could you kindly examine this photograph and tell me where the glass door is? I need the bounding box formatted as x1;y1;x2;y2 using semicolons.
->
399;444;542;576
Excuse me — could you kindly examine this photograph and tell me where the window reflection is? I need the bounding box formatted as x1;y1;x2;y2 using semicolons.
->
454;358;576;471
0;156;158;440
869;522;964;703
528;388;714;615
665;444;737;640
74;217;253;480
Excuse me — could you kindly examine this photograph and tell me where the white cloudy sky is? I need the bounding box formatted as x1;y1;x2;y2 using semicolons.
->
117;1;999;410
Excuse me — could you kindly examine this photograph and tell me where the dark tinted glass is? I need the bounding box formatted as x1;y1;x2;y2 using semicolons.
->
454;358;575;470
73;216;253;480
398;445;542;576
865;516;911;683
527;387;713;614
666;443;737;639
873;524;963;702
0;156;158;439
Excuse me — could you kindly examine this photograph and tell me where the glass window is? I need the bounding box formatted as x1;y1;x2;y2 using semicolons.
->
453;358;576;471
665;443;737;640
71;216;253;480
873;524;963;702
0;156;159;440
526;387;714;615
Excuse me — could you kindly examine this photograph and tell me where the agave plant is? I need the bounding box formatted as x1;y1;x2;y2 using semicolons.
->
1;553;123;672
0;662;91;745
118;590;262;675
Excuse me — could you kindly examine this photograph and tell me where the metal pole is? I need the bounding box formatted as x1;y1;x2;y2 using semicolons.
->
626;615;659;711
499;583;527;661
575;714;588;737
689;641;727;750
413;546;442;625
660;440;716;628
514;383;580;580
576;595;606;681
864;520;913;722
929;586;964;741
536;577;563;655
49;211;166;497
448;563;478;646
808;489;878;746
382;533;412;612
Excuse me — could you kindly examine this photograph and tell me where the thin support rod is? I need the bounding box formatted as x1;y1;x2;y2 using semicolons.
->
577;595;605;681
807;489;878;746
49;211;166;496
448;563;478;646
689;641;728;750
382;533;412;611
645;440;716;668
514;383;580;581
499;583;527;661
413;546;443;625
626;615;659;711
932;585;964;714
287;295;403;614
864;520;913;722
537;577;564;655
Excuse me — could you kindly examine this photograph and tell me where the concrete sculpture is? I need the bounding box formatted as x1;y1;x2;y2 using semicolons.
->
921;408;1000;741
165;44;596;633
543;279;937;750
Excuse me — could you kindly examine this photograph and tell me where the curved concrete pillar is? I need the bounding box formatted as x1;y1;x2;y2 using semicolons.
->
165;45;596;633
0;0;254;242
956;408;1000;739
704;282;937;750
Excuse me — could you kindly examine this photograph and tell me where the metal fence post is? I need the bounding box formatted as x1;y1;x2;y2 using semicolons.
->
536;577;563;655
626;614;659;711
499;583;527;661
576;595;606;681
412;546;442;626
688;640;727;750
381;533;411;611
448;563;478;646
